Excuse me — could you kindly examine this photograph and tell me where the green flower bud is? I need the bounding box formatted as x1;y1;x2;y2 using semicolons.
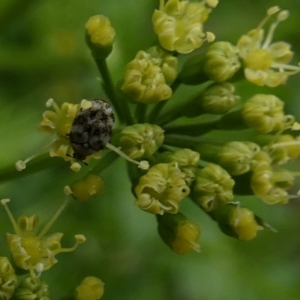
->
251;160;294;204
75;277;104;300
0;257;17;299
135;163;190;215
14;276;50;300
152;0;218;53
242;94;294;134
85;15;116;59
267;134;300;164
71;174;105;202
201;82;240;114
203;41;241;82
157;212;201;255
209;204;263;240
192;164;235;211
121;49;174;104
119;124;164;159
218;141;261;175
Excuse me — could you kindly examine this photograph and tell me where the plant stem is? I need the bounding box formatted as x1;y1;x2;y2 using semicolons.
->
0;154;63;184
94;58;133;125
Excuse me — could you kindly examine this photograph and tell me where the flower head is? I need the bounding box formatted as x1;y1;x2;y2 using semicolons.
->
237;7;300;86
135;162;190;215
152;0;218;53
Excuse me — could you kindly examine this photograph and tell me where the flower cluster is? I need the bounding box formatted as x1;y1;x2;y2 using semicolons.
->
2;0;300;297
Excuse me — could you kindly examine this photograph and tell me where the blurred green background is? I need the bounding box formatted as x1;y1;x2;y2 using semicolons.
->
1;0;300;299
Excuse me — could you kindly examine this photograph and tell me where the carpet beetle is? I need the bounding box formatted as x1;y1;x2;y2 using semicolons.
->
69;99;115;161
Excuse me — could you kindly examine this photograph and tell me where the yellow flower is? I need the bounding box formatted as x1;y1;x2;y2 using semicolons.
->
237;7;300;86
152;0;218;53
1;198;85;274
37;99;100;170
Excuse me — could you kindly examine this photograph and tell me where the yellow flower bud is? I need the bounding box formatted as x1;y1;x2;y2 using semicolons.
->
71;174;105;202
135;163;190;215
242;94;294;134
218;141;260;175
85;15;116;59
157;212;201;254
201;82;240;114
75;277;104;300
119;124;164;159
203;41;241;82
121;48;175;104
210;204;263;241
192;164;235;211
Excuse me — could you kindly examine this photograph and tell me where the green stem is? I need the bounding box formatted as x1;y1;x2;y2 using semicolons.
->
136;103;148;123
147;77;182;123
164;117;221;136
164;135;201;149
89;149;119;174
0;153;63;184
94;58;133;125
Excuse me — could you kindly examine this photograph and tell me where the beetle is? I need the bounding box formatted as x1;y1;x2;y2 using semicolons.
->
69;99;115;161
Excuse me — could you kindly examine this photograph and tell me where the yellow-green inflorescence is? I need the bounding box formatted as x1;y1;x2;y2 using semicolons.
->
7;2;300;287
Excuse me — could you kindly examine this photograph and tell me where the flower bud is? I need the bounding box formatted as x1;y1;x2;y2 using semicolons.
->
209;204;263;240
121;50;173;104
119;124;164;159
75;276;104;300
14;276;50;300
192;164;235;211
71;174;105;202
157;212;201;254
0;257;17;299
242;94;294;134
267;134;300;164
203;41;241;82
218;141;260;175
135;163;190;215
85;15;116;59
157;148;200;185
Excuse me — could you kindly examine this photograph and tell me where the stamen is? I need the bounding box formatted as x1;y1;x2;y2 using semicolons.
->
38;197;70;238
1;199;21;235
105;142;149;169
